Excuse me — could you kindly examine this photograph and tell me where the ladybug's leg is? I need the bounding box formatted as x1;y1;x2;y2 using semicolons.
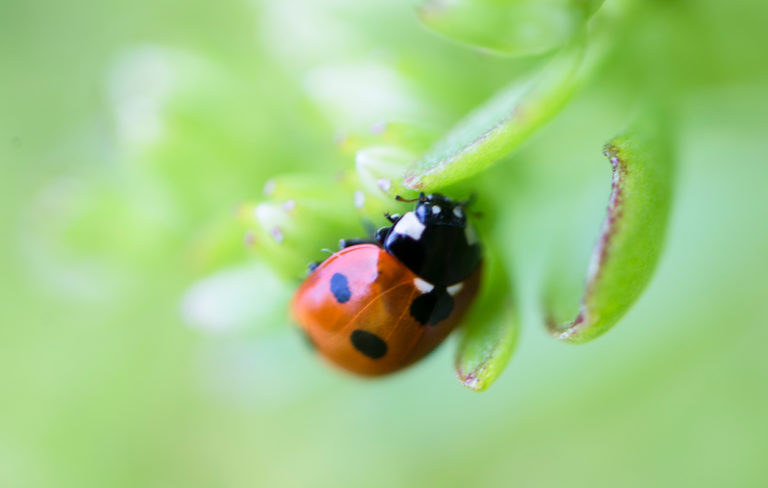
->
384;213;401;223
307;247;335;274
374;226;391;244
373;213;400;245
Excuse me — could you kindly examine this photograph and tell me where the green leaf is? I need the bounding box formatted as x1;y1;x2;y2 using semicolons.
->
417;0;602;57
403;38;585;191
338;121;438;157
455;246;518;392
546;113;675;343
355;146;415;201
242;174;366;280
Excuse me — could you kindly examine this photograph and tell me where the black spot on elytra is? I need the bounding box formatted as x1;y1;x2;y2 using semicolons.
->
330;273;351;303
350;329;388;359
410;286;454;326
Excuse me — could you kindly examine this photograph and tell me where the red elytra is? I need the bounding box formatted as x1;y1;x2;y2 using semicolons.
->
291;244;482;376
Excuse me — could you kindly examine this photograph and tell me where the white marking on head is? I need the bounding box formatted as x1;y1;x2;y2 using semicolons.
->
413;278;435;294
354;190;365;209
447;282;464;296
393;212;425;240
453;206;464;219
465;223;478;245
432;205;441;215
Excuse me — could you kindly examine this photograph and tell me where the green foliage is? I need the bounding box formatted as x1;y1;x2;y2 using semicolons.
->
455;246;518;392
5;0;768;484
417;0;602;57
403;39;585;191
546;113;675;343
241;174;365;281
205;0;677;390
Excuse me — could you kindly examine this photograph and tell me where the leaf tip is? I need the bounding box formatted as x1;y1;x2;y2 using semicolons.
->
456;367;489;392
545;310;589;343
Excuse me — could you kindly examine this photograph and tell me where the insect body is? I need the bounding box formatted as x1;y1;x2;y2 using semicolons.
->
291;194;482;375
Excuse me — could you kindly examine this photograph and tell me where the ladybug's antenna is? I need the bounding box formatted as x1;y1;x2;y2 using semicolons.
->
394;193;423;203
461;193;477;209
460;193;483;219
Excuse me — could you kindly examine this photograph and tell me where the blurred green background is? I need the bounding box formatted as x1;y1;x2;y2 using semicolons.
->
2;0;768;486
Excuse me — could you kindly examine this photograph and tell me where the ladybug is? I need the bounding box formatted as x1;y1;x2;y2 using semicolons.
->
291;193;483;376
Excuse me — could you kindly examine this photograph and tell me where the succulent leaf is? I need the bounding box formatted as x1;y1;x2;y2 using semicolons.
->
403;39;585;191
455;246;518;392
546;113;675;343
417;0;602;57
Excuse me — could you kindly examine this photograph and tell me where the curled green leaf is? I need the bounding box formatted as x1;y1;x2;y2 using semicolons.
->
403;39;585;191
417;0;601;57
455;246;518;392
546;114;675;343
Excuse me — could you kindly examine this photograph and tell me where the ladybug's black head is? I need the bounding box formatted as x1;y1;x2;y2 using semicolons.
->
413;193;467;228
376;193;481;286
